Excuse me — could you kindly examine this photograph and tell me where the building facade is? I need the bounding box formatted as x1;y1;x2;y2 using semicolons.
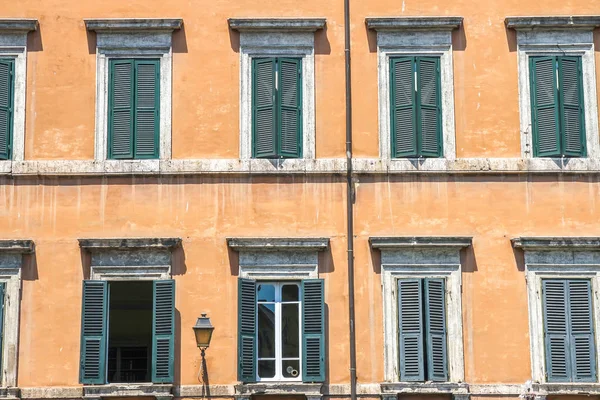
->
0;1;599;400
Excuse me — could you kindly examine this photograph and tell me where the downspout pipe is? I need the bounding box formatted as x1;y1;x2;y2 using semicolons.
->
344;0;357;399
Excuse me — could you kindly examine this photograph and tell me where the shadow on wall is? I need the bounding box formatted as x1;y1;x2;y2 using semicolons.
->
505;25;517;52
174;308;182;385
21;251;39;281
318;245;335;274
27;26;43;52
513;245;525;272
172;244;188;276
461;245;478;273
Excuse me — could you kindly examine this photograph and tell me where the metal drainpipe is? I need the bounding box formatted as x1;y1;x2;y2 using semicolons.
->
344;0;357;398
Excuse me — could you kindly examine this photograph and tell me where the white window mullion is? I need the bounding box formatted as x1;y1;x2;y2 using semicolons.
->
275;283;282;380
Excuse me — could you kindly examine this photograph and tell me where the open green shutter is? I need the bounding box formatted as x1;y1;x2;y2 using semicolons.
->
543;280;570;382
252;58;277;158
567;280;596;382
391;57;417;158
134;60;160;159
531;57;561;157
152;280;175;383
108;59;134;159
80;281;108;384
278;58;302;158
302;279;325;382
0;59;14;160
424;278;448;381
398;279;425;381
558;57;586;157
417;57;442;157
238;278;257;382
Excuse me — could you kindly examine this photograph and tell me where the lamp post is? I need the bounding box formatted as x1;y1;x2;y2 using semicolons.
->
193;314;215;358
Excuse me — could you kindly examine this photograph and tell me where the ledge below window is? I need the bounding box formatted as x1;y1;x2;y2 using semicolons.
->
83;384;173;400
531;383;600;396
381;382;469;395
235;383;323;399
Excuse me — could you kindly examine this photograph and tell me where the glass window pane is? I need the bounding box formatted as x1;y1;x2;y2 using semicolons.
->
257;284;275;302
282;284;299;301
281;303;299;358
282;359;300;378
258;304;275;358
258;360;275;378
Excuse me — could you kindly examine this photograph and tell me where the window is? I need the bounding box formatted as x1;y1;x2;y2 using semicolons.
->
238;278;324;383
108;59;160;160
252;58;302;159
530;56;585;157
542;279;596;382
397;278;447;382
0;59;14;160
390;56;442;158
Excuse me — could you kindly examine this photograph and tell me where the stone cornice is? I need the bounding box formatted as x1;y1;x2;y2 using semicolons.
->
370;236;473;250
0;19;38;33
366;16;463;31
0;240;35;254
512;237;600;250
79;238;182;251
505;15;600;30
228;18;326;32
84;18;183;32
227;237;329;252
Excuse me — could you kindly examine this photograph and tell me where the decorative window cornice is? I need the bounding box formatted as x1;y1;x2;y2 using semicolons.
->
505;15;600;30
227;237;329;252
79;237;181;251
370;236;472;250
366;16;463;31
512;236;600;250
0;239;35;254
228;18;326;32
84;18;183;33
0;19;38;33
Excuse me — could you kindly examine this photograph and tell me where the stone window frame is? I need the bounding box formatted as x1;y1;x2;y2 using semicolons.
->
366;17;462;166
506;16;600;164
227;237;328;399
370;236;471;389
85;19;183;165
0;20;38;166
78;237;181;400
228;18;326;169
512;237;600;388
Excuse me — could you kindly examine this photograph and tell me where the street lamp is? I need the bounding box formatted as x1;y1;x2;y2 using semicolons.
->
193;314;215;357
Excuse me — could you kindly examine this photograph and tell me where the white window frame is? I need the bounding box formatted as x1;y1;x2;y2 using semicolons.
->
85;19;182;163
367;17;462;165
370;236;470;383
513;237;600;384
256;281;302;382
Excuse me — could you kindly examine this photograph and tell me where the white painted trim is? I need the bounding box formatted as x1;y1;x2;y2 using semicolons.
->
238;31;316;160
239;265;318;280
515;30;600;159
375;30;456;160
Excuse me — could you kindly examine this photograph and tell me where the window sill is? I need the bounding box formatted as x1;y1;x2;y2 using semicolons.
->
0;387;20;400
83;383;173;399
380;382;469;395
532;382;600;395
235;382;322;397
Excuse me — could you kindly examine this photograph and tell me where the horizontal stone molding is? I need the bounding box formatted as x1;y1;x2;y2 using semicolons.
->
366;16;463;31
505;15;600;30
84;18;183;32
227;237;329;252
83;383;173;399
381;382;469;394
235;383;322;396
79;238;181;251
370;236;472;250
512;237;600;250
0;240;34;254
228;18;326;32
0;19;38;32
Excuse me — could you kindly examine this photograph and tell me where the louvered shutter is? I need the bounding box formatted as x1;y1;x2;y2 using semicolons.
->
278;58;302;158
0;59;14;160
134;60;160;158
108;60;134;159
238;278;257;382
531;57;561;157
397;279;425;381
0;283;5;374
424;279;448;381
79;281;108;384
567;280;596;382
302;279;325;382
152;280;175;383
543;280;570;381
558;57;585;157
252;58;277;158
391;57;418;158
417;58;442;157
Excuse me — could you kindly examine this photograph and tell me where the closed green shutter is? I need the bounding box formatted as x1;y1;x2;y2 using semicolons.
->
108;60;134;159
0;59;14;160
417;58;442;157
79;281;108;384
252;58;277;158
134;60;160;158
558;57;585;157
530;57;562;157
424;278;448;381
302;279;325;382
238;278;257;382
397;279;425;381
152;280;175;383
278;58;302;158
0;283;5;376
391;57;417;157
567;280;596;382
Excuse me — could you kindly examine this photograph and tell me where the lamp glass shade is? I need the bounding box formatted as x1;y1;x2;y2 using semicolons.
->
193;315;214;348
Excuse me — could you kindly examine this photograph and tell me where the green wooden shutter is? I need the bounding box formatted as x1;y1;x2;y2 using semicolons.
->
567;280;596;382
424;279;448;381
417;57;442;157
252;58;277;158
134;60;160;159
531;57;561;157
398;279;425;381
152;280;175;383
543;280;570;381
0;59;14;160
278;58;302;158
0;283;6;376
108;59;134;159
79;280;108;384
238;278;257;382
391;57;418;158
302;279;325;382
558;57;586;157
